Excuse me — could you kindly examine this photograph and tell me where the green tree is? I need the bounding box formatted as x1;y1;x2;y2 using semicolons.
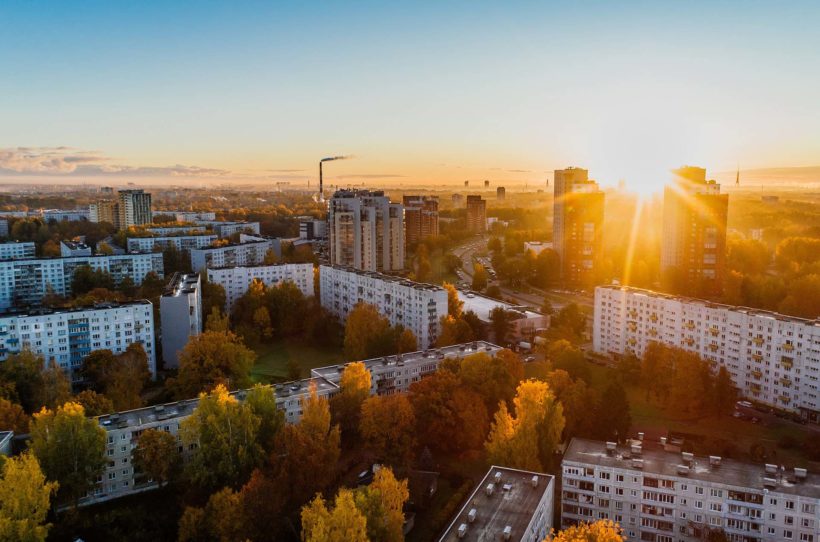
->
245;384;284;452
594;382;631;442
712;366;738;417
133;428;180;488
180;384;262;490
29;402;106;508
0;350;44;413
199;277;227;319
174;330;256;398
489;306;514;345
0;452;58;542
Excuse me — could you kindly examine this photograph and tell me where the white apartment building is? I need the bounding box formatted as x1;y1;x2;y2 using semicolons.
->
150;211;215;222
88;341;500;505
194;220;260;238
118;190;152;229
319;265;447;349
0;253;164;309
60;240;92;257
0;301;156;382
593;286;820;422
328;189;404;272
440;465;554;542
160;273;201;369
145;225;208;235
562;437;820;542
126;234;218;254
40;209;91;222
207;263;314;312
0;241;36;260
0;220;8;238
189;240;277;272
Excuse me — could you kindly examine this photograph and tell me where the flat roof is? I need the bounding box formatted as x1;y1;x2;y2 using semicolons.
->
311;341;502;381
457;291;543;321
0;300;152;318
564;438;820;499
321;265;444;292
439;466;553;542
597;285;820;326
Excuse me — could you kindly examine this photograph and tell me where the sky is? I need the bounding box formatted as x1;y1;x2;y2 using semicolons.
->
1;1;820;194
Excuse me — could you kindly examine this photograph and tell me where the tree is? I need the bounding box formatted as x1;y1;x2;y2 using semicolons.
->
541;298;555;316
73;390;114;417
544;369;599;440
549;519;625;541
97;242;114;255
0;398;30;434
396;328;418;354
551;303;586;342
204;306;230;332
343;303;390;360
354;467;409;542
409;370;489;455
330;362;371;441
594;382;631;442
178;487;246;542
489;306;514;345
615;351;641;384
0;350;44;413
487;237;503;252
436;315;475;347
244;384;284;452
458;350;524;413
0;452;58;542
82;344;150;410
360;394;417;469
71;265;115;295
712;366;737;417
301;489;368;542
472;262;488;291
180;384;262;490
29;402;106;508
484;379;565;471
414;244;432;282
263;247;280;264
200;277;227;320
133;429;180;489
252;306;273;340
174;330;256;398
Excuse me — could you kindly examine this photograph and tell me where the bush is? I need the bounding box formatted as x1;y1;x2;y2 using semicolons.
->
777;434;800;450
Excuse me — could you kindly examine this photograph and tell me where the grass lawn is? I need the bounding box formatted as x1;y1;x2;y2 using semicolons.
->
250;341;345;383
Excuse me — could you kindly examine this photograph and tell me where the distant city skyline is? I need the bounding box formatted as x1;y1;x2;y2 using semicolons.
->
2;1;819;193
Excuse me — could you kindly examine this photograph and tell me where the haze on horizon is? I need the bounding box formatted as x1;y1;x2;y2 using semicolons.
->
1;1;819;194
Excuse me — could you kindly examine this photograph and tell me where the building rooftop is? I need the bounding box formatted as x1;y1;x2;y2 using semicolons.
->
208;262;311;272
322;265;444;292
439;466;554;542
457;290;543;322
191;239;271;250
61;240;90;250
311;341;502;381
0;300;152;318
597;285;820;326
564;437;820;499
162;273;200;297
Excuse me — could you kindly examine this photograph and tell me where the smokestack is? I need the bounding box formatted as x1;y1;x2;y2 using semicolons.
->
318;155;352;201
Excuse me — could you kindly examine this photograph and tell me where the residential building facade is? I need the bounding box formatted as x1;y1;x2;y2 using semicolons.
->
189;240;277;272
0;253;164;309
466;195;487;233
593;285;820;422
319;265;447;349
0;301;157;382
553;167;604;285
562;437;820;542
207;263;314;312
194;221;260;238
160;273;201;369
0;241;36;260
328;189;404;272
126;234;218;254
403;195;439;246
661;166;729;296
118;190;153;229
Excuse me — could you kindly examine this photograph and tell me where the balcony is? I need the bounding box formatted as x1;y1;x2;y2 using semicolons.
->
751;369;762;379
779;395;790;404
685;322;696;331
685;337;695;347
752;354;763;362
752;337;764;347
750;383;761;393
709;343;719;352
780;378;792;388
783;343;794;352
649;313;658;323
781;357;794;369
648;328;658;337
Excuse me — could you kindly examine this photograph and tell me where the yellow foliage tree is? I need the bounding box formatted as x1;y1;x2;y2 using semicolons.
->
354;467;409;542
548;519;625;541
0;452;58;542
301;488;368;542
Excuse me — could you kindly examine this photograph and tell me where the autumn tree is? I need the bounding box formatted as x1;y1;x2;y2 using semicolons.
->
443;281;463;318
354;467;409;542
436;315;475;347
204;306;230;332
485;379;565;471
594;382;631;442
0;398;30;434
133;428;180;488
244;383;284;452
409;370;489;455
330;362;371;441
343;303;391;360
458;350;524;413
0;350;44;413
174;330;255;398
29;402;106;508
712;366;738;417
545;369;600;440
359;394;416;469
548;519;625;541
0;452;58;542
180;384;262;490
301;489;368;542
489;307;514;345
82;344;150;410
200;278;227;323
178;487;245;542
472;262;488;291
73;390;114;417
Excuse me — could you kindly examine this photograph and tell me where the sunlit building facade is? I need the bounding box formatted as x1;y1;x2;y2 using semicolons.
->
553;167;604;286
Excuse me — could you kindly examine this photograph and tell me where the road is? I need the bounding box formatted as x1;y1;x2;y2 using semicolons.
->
451;235;594;312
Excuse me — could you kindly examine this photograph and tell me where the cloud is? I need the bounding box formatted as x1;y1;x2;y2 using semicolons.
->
506;169;532;173
0;147;232;178
336;173;406;179
266;168;306;173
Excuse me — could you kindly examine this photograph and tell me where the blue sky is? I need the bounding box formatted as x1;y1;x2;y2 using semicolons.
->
1;1;819;191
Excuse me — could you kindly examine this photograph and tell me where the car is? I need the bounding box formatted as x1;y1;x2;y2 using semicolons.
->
736;400;753;409
525;356;536;363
